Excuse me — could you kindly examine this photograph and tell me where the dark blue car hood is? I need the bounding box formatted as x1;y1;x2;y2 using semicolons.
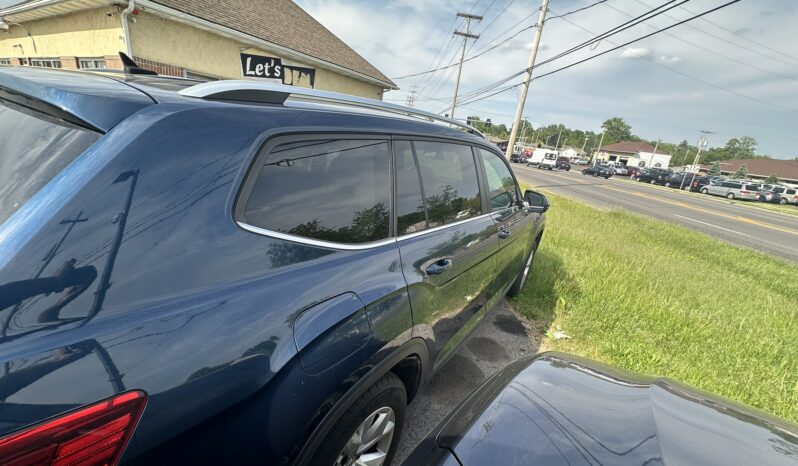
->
436;353;798;466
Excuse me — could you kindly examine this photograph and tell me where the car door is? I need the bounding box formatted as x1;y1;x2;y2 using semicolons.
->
477;148;534;293
394;139;499;369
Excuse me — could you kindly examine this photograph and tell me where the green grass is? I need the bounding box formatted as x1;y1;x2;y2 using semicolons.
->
511;191;798;422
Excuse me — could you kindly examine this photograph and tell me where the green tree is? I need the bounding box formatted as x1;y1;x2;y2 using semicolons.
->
764;174;780;184
733;164;749;179
708;161;722;176
601;117;632;144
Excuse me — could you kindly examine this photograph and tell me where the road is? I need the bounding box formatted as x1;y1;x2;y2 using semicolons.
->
514;165;798;262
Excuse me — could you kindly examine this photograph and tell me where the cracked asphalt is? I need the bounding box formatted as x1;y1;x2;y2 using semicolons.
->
394;301;540;464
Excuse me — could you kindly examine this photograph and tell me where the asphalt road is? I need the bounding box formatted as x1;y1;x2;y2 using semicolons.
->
393;302;539;464
514;165;798;262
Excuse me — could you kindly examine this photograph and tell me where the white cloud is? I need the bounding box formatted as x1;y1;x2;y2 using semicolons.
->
621;47;651;58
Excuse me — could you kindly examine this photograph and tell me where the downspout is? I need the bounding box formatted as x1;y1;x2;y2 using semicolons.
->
121;0;135;57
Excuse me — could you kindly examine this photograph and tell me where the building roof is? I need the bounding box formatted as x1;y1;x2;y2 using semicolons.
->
700;158;798;181
600;141;671;156
0;0;396;89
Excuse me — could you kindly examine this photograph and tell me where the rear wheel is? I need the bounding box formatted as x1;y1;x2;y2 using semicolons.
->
664;182;671;187
311;373;406;466
507;241;538;297
780;198;788;205
727;193;735;199
701;188;709;194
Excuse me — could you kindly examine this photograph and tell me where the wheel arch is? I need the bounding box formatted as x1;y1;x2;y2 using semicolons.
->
293;337;430;466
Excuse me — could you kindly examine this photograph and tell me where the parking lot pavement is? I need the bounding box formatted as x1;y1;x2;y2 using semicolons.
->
393;301;539;464
514;165;798;262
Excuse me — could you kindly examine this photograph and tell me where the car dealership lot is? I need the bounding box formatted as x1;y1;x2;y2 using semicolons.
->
514;165;798;262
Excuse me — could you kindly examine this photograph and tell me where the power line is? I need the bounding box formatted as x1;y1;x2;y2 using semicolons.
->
546;0;609;22
603;1;798;83
546;3;798;114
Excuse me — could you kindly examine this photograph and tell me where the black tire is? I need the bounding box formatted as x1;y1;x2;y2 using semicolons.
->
664;182;671;187
650;180;656;184
310;372;407;466
780;198;788;205
507;240;538;297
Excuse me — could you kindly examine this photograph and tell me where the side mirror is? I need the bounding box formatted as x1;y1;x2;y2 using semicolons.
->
524;190;549;213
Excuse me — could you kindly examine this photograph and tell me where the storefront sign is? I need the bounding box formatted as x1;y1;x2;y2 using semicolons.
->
240;53;283;79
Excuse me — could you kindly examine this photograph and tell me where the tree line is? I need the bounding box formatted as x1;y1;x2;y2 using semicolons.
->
466;115;787;166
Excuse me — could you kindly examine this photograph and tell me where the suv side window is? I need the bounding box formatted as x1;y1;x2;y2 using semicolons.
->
414;141;482;228
394;141;427;235
478;148;518;212
241;138;391;244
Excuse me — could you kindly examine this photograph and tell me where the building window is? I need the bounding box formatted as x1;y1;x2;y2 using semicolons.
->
0;58;10;65
79;58;106;69
29;58;62;68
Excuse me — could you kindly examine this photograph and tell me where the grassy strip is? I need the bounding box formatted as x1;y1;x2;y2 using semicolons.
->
511;191;798;422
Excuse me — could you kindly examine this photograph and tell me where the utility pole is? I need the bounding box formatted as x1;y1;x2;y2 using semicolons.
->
592;129;606;164
687;131;713;188
581;136;589;157
450;12;482;119
405;84;417;107
504;0;550;159
554;125;563;149
679;150;692;189
648;139;660;167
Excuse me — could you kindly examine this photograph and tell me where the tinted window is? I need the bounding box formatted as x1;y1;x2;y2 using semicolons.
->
479;148;518;212
0;100;99;224
394;141;427;235
414;141;482;228
787;189;796;195
243;139;391;244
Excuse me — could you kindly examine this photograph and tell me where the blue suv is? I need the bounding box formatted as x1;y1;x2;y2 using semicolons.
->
0;64;547;466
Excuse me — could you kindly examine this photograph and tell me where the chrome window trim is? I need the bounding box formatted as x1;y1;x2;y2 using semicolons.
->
237;212;494;249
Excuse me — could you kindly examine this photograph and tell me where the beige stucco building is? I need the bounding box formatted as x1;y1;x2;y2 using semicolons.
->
0;0;396;99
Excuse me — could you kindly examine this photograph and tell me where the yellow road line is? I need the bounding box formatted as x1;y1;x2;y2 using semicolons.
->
601;185;798;237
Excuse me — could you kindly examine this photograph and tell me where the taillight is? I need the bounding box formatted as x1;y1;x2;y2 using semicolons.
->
0;391;146;466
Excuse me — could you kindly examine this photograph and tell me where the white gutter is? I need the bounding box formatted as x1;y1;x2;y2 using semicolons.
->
121;0;135;57
134;0;397;90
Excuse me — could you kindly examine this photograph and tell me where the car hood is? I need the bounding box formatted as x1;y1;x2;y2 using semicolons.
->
436;352;798;466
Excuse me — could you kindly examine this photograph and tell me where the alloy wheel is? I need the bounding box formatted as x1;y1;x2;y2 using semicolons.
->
335;407;396;466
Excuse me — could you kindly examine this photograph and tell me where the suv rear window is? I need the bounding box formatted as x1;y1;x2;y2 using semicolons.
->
241;138;391;244
0;99;99;224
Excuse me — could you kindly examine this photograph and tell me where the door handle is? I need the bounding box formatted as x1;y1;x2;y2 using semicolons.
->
426;258;452;276
498;229;511;239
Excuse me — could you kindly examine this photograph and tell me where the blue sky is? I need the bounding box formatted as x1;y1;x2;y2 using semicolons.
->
294;0;798;158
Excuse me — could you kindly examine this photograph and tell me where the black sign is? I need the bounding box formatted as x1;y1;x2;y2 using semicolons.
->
240;53;283;79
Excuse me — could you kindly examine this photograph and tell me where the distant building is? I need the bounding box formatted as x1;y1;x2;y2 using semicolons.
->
488;136;509;151
596;141;672;168
700;159;798;185
560;146;580;159
0;0;396;99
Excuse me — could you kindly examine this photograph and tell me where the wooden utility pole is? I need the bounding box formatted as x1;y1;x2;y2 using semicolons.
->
450;12;482;119
504;0;550;159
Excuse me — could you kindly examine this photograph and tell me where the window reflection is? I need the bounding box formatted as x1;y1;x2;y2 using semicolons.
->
479;149;518;212
414;141;482;227
394;141;427;235
244;139;391;244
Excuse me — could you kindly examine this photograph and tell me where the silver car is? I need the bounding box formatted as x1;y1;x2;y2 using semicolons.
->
701;180;761;200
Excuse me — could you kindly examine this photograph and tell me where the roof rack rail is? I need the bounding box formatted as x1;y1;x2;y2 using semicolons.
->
177;80;486;139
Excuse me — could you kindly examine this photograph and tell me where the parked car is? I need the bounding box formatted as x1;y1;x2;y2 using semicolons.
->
510;153;528;163
758;188;782;203
701;180;761;200
582;165;613;178
0;65;549;466
663;172;697;188
770;186;798;205
404;352;798;466
626;166;644;178
555;157;571;171
685;175;711;192
635;168;672;184
573;158;589;165
604;161;628;175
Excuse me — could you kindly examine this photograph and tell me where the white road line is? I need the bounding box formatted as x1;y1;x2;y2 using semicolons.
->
673;214;753;238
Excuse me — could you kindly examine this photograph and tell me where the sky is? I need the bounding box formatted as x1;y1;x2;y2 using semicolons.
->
294;0;798;158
